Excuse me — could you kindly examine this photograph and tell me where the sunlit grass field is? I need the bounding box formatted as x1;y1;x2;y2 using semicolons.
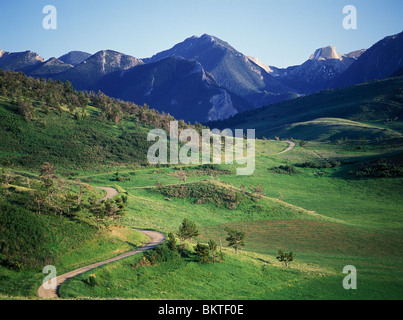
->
58;138;403;299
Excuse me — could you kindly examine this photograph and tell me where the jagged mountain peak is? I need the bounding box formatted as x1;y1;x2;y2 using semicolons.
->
27;57;73;76
146;34;237;62
145;33;291;107
345;49;366;59
309;46;344;61
59;51;91;66
247;56;274;74
45;57;68;64
79;49;143;70
0;49;44;71
53;49;144;90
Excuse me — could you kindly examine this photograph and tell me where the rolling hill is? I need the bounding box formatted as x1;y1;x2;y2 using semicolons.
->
207;76;403;141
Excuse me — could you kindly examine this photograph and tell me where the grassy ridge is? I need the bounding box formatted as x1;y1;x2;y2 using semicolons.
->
0;97;152;170
207;76;403;140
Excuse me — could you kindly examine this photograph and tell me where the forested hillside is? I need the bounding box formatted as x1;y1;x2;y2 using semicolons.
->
0;70;204;171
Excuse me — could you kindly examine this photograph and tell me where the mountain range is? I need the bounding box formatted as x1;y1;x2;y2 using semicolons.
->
1;30;402;122
268;46;365;93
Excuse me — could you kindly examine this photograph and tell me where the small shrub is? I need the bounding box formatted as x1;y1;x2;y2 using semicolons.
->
177;219;199;241
276;250;294;267
351;158;403;178
270;165;299;175
299;140;308;147
86;275;99;287
177;243;193;258
225;227;246;254
300;160;341;169
166;233;177;252
142;243;180;266
194;242;211;263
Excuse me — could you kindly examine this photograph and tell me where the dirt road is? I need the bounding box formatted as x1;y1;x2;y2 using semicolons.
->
278;140;296;154
96;186;119;203
37;187;165;299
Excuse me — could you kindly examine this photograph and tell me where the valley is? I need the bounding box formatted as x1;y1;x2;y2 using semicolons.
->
0;75;402;298
0;29;402;301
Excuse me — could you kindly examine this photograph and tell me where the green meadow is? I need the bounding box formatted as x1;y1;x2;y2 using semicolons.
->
58;138;403;300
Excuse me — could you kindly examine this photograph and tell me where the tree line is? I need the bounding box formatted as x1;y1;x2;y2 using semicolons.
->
0;69;206;133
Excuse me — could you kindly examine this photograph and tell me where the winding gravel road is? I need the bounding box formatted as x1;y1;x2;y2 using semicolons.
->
37;187;166;299
96;186;119;203
278;140;296;154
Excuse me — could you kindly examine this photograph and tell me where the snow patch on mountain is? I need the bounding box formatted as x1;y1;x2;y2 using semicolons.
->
208;90;238;121
145;75;155;96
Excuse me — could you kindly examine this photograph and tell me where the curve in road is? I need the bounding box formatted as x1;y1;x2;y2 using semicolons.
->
96;186;119;203
278;140;296;154
37;187;165;299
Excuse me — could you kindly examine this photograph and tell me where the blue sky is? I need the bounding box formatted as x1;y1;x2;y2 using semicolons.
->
0;0;402;68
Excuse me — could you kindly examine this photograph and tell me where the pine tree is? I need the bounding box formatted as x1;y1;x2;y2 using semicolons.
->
194;242;210;263
225;227;246;254
167;233;177;252
177;218;199;241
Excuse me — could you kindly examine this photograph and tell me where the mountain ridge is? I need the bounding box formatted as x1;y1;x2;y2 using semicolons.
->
58;51;92;66
331;31;403;89
144;34;295;107
98;56;254;122
1;31;402;123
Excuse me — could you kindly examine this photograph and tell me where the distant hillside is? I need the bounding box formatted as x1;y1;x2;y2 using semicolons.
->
207;76;403;141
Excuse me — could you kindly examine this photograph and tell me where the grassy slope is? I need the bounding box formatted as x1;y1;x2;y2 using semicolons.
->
0;97;152;171
59;138;403;300
1;73;402;300
207;76;403;141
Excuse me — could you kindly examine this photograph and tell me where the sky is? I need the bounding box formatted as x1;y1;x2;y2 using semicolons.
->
0;0;402;68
